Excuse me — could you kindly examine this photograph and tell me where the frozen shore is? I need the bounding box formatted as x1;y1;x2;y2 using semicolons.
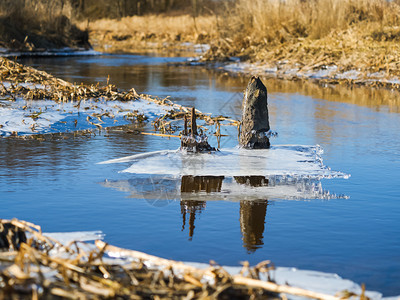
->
188;56;400;89
28;229;399;300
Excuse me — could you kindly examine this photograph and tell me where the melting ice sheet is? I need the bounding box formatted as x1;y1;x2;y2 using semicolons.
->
0;97;170;136
100;145;349;201
117;145;349;179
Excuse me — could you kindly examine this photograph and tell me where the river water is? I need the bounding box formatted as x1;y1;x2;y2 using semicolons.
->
1;54;399;296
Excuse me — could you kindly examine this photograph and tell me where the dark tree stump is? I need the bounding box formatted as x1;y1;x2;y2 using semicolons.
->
239;76;271;149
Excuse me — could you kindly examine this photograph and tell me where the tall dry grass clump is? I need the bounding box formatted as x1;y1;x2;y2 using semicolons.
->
0;0;89;49
204;0;400;60
222;0;400;42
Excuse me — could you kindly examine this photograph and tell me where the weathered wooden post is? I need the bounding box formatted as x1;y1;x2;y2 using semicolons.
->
239;76;270;149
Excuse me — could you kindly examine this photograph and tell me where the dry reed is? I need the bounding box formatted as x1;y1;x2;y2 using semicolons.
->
223;0;400;42
203;0;400;77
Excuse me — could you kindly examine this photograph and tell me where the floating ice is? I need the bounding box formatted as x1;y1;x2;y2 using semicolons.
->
100;176;347;201
0;97;171;136
117;145;349;179
99;145;349;201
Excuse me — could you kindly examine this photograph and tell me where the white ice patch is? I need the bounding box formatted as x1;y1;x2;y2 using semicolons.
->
1;82;47;89
299;65;339;79
221;60;400;85
119;145;349;179
0;97;171;136
180;42;210;53
334;70;362;80
43;231;105;245
0;48;101;58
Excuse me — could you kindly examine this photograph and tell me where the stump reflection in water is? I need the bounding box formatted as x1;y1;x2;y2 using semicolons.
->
239;200;268;253
235;176;268;252
180;175;268;252
180;175;224;240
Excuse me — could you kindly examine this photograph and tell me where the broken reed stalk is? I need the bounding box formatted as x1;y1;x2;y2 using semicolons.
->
190;106;198;136
139;132;181;138
96;240;342;300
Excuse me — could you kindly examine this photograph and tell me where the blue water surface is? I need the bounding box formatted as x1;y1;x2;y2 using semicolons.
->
1;54;399;296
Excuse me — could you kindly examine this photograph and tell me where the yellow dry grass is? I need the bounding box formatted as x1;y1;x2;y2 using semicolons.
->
203;0;400;79
227;0;400;42
88;15;215;39
81;15;217;53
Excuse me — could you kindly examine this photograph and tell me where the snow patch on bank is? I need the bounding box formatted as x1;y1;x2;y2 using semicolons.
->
0;97;171;136
43;231;105;245
0;48;101;57
211;59;400;85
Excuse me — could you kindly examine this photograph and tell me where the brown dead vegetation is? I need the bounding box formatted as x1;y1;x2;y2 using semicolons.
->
202;0;400;80
0;218;362;300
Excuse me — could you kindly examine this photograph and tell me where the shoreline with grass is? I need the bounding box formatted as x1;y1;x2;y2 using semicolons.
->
75;0;400;89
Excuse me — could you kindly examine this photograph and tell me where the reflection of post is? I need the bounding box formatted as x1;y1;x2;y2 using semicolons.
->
239;200;268;253
235;176;269;252
180;176;224;239
234;176;268;187
180;200;206;240
180;175;224;193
